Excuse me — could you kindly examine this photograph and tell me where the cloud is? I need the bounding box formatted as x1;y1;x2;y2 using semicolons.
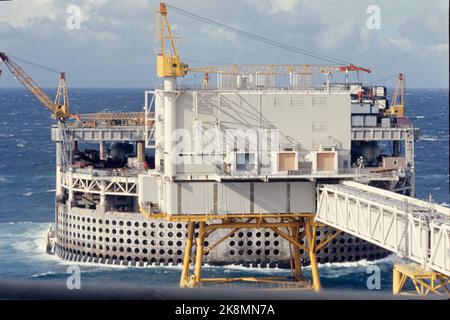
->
247;0;300;13
315;20;359;51
0;0;447;88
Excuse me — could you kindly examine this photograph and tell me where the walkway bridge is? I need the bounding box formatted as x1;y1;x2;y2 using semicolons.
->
316;181;450;295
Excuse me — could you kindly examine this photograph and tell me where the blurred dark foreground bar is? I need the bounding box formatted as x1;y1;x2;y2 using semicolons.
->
0;278;442;300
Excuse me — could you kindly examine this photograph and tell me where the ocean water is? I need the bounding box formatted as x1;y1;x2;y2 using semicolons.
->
0;87;448;293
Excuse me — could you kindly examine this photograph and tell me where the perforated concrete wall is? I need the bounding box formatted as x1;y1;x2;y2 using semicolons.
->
55;204;389;267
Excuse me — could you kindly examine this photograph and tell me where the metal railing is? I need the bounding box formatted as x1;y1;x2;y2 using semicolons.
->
64;167;141;178
214;165;402;179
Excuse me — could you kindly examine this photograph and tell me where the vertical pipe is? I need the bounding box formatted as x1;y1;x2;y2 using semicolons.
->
305;219;321;292
180;222;195;288
193;222;206;286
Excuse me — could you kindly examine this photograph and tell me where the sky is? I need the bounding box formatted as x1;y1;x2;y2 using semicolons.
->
0;0;448;88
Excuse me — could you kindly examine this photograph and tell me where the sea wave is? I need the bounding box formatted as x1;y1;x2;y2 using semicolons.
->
420;135;442;141
31;271;57;278
0;176;11;183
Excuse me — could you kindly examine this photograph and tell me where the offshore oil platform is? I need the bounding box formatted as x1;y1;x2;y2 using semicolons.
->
1;3;449;295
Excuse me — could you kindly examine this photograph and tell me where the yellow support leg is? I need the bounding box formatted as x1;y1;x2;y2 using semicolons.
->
393;263;450;296
290;226;302;280
180;222;195;288
392;266;403;295
305;218;321;292
192;221;206;286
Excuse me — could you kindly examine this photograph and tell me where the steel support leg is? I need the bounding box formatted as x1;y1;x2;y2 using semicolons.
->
192;222;206;286
180;222;195;288
393;266;402;295
305;218;321;292
290;226;302;280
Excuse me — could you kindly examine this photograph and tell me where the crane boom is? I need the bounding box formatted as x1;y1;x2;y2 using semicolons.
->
0;52;71;120
188;63;371;75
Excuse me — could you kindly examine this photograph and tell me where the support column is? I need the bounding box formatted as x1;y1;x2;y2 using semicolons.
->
163;77;177;179
99;180;107;212
305;218;321;292
393;140;401;156
392;266;402;295
67;169;74;209
55;140;64;240
290;226;302;280
55;142;64;200
72;140;78;153
180;222;195;288
137;141;145;163
99;140;105;160
154;91;164;173
192;222;206;286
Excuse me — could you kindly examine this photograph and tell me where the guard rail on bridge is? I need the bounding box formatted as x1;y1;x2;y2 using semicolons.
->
316;181;449;295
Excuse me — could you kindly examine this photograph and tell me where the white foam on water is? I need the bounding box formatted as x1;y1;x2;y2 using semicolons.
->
218;264;289;274
0;176;10;183
31;271;57;278
0;222;56;262
420;135;440;141
316;255;393;269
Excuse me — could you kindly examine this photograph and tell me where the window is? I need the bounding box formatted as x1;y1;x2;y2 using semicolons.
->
236;153;256;172
290;96;305;107
273;97;282;107
312;96;328;107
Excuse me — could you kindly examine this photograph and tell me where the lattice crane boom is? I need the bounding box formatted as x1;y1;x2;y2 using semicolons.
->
0;51;71;120
188;63;371;75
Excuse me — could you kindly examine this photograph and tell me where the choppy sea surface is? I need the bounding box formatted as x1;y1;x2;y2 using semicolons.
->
0;88;448;293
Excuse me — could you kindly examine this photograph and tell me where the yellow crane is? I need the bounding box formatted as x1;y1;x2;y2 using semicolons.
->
0;52;149;124
156;2;371;86
156;2;189;77
388;73;405;116
0;51;72;121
